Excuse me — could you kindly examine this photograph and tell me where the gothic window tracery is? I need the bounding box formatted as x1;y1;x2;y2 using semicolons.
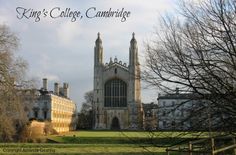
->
104;78;127;107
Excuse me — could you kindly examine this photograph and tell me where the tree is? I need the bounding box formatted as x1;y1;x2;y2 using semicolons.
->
0;24;33;142
77;90;94;129
80;90;93;114
143;0;236;132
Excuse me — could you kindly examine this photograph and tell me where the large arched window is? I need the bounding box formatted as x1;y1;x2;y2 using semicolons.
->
104;79;127;107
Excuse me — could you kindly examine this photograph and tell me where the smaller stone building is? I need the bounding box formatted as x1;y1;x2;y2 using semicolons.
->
157;88;215;131
157;90;193;131
29;78;77;133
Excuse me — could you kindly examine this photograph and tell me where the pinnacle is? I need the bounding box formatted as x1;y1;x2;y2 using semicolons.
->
96;32;102;44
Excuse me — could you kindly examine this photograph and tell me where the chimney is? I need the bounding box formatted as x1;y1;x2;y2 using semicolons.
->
59;87;64;96
43;78;48;90
54;82;59;95
63;83;69;98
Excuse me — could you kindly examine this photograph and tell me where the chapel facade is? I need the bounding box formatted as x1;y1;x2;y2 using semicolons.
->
93;33;143;130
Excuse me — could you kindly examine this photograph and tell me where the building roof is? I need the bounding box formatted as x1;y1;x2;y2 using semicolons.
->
104;57;129;71
142;102;158;110
157;93;202;100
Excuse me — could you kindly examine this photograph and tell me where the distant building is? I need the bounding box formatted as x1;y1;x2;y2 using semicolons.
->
157;88;205;131
158;89;225;131
157;88;226;131
93;33;143;130
29;78;77;133
142;102;158;130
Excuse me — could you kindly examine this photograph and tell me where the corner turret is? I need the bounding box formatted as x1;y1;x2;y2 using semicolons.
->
94;32;103;66
129;32;139;67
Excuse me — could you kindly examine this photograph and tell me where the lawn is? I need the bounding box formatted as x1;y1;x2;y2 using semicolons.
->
0;131;210;155
47;130;208;146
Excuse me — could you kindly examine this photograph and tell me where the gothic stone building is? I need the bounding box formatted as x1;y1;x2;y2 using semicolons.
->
93;33;143;130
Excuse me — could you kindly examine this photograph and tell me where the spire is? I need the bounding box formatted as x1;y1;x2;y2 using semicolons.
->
94;32;103;66
129;32;138;67
130;32;137;44
96;32;102;44
114;56;118;62
109;57;113;64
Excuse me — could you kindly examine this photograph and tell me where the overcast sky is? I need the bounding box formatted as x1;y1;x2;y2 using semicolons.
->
0;0;177;110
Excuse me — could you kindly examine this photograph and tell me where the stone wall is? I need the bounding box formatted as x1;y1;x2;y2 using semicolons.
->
29;121;46;137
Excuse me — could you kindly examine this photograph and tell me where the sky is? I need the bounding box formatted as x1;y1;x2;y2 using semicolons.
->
0;0;177;110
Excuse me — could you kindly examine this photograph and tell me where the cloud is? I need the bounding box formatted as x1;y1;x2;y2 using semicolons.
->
0;0;178;109
56;21;80;46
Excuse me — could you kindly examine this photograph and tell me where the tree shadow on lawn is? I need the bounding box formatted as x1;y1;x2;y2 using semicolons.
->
48;136;197;147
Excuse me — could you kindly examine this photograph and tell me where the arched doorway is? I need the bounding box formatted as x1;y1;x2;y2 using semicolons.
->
111;117;120;130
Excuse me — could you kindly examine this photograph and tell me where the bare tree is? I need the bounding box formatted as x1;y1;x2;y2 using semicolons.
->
0;25;33;142
80;90;93;114
143;0;236;132
77;90;94;129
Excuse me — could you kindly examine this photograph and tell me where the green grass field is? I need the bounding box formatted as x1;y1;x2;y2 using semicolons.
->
47;130;209;146
0;131;210;155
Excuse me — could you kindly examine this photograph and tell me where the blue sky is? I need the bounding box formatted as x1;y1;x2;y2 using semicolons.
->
0;0;177;110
